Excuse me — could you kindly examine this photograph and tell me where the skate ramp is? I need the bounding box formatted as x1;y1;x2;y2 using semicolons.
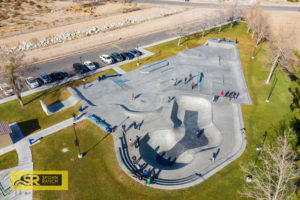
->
139;96;222;169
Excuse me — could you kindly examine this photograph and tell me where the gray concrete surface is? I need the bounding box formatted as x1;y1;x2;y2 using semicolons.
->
74;39;249;189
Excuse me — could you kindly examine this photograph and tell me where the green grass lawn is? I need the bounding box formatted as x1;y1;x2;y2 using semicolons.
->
0;150;18;171
0;69;117;136
32;23;294;200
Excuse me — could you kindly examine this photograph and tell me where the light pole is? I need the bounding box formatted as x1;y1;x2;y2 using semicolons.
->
266;73;277;103
137;44;140;66
73;122;83;159
246;131;267;182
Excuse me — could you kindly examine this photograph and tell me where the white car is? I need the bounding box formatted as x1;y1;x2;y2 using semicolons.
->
0;83;14;96
26;77;40;89
99;54;114;64
83;61;96;71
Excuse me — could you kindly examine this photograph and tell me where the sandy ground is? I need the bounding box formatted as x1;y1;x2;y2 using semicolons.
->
0;0;299;64
0;1;151;36
0;6;180;48
266;11;300;50
18;8;217;63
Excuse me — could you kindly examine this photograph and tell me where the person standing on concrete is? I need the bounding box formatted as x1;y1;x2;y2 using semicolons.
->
236;92;240;99
72;112;76;121
212;152;216;163
132;155;137;164
151;170;156;182
191;82;195;90
168;96;171;103
189;73;192;81
143;170;149;178
196;130;200;137
134;138;138;148
136;135;140;147
83;79;86;89
122;124;126;134
133;121;137;129
184;77;187;84
129;139;133;147
132;92;135;101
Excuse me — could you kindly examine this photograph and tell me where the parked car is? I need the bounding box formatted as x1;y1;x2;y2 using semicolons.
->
26;77;42;89
99;54;114;64
40;72;54;84
50;72;68;80
111;52;125;62
128;49;142;57
83;61;97;70
0;83;14;96
120;52;134;60
73;63;90;74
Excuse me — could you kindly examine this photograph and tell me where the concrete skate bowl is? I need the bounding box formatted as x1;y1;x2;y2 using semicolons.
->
139;96;222;170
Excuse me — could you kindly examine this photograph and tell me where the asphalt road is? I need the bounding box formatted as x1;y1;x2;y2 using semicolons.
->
131;0;300;12
18;26;177;81
3;1;298;96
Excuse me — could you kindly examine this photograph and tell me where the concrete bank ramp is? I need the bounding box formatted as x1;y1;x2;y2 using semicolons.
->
117;104;163;119
40;87;80;115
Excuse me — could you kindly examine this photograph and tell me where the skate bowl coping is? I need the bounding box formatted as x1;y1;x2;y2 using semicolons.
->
139;60;169;73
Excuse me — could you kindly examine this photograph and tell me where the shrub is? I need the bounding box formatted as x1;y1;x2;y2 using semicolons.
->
0;12;9;20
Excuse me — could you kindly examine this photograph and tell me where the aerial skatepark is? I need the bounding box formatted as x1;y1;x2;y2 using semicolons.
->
57;39;250;189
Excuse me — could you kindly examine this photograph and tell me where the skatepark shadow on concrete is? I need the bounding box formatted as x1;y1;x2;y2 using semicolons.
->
73;88;96;106
47;100;64;113
138;96;221;170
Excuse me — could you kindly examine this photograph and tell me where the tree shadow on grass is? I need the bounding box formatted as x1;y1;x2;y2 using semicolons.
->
18;119;40;137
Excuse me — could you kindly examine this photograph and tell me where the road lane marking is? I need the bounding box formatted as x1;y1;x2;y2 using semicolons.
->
112;44;123;51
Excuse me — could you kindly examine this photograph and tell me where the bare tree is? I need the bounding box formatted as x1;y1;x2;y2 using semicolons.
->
240;129;299;200
182;25;195;49
251;8;270;59
198;15;209;38
175;25;184;46
0;49;25;107
244;3;260;34
225;0;241;29
216;9;226;33
266;28;296;84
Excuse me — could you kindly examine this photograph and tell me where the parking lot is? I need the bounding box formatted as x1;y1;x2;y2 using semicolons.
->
0;44;144;99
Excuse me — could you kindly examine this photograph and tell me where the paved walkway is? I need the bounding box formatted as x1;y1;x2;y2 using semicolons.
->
0;117;86;200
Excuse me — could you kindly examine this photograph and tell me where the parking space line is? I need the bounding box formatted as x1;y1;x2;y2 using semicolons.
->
112;44;123;51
